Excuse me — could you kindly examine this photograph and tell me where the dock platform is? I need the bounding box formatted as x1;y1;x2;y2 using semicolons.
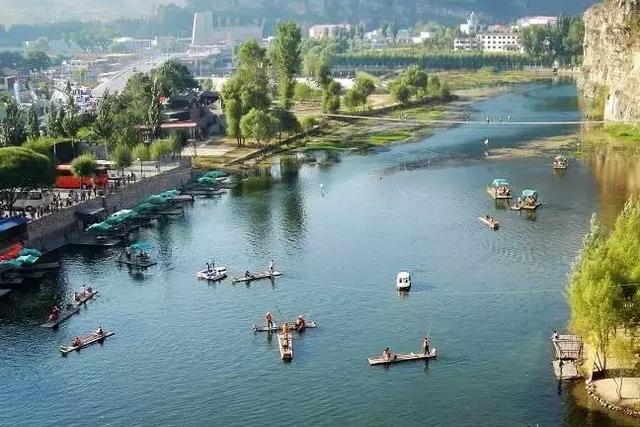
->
552;334;583;360
553;360;581;380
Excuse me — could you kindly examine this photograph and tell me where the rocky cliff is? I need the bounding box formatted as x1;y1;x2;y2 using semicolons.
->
579;0;640;122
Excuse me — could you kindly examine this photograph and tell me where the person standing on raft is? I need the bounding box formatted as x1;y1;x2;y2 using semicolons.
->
265;312;273;329
422;337;430;355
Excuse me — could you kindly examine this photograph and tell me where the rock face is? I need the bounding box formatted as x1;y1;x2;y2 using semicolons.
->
578;0;640;122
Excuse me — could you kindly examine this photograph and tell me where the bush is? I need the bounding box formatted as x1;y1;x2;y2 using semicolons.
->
479;66;498;74
301;116;318;131
293;81;322;101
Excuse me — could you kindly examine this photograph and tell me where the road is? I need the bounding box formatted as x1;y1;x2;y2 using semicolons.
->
92;53;180;97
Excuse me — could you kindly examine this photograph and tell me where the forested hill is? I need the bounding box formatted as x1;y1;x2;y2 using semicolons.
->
0;0;596;29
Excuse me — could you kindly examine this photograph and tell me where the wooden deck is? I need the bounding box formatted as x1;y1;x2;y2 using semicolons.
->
552;334;583;360
553;360;581;380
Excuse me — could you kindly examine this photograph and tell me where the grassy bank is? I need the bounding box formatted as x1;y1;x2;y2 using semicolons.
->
436;69;553;91
579;124;640;153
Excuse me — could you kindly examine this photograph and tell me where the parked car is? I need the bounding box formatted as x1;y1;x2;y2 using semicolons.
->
14;190;53;212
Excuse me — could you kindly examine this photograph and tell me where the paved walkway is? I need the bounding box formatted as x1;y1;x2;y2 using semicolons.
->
594;378;640;409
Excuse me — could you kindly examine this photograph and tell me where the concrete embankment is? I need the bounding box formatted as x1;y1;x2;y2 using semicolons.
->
25;163;193;253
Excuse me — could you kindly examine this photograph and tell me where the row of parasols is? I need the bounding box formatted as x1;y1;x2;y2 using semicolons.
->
85;190;181;234
0;245;42;269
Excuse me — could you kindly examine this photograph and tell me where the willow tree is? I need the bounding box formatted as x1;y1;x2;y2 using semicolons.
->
0;146;55;213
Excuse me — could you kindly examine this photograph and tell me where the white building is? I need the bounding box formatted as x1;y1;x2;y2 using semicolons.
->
459;12;480;35
454;36;481;51
411;31;433;44
396;29;412;44
479;33;521;52
517;16;558;29
308;24;350;39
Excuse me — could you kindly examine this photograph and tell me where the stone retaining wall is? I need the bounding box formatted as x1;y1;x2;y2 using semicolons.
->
25;164;193;252
585;381;640;418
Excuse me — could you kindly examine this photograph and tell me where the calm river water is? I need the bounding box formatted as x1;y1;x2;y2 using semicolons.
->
0;83;635;426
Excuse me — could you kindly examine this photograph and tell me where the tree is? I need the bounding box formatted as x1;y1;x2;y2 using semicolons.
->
150;139;173;161
240;108;278;146
132;143;151;162
270;21;302;108
71;154;97;190
389;79;412;105
148;77;164;138
272;107;300;140
110;144;133;184
300;116;318;131
169;131;187;156
224;99;244;146
322;80;342;113
62;95;80;143
0;147;55;214
45;104;63;137
26;105;40;139
92;91;116;148
152;59;198;97
0;98;27;146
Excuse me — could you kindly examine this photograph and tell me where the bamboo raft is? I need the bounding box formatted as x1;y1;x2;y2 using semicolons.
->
60;331;115;355
368;349;437;365
183;189;226;197
487;188;512;200
253;321;317;333
478;216;499;230
74;290;98;305
552;360;580;380
116;254;157;268
231;271;282;283
511;202;542;211
278;332;293;361
40;306;80;328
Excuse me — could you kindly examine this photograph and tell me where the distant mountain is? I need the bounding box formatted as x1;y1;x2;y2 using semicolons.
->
0;0;596;28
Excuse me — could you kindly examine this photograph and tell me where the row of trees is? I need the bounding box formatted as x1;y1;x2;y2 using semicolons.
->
222;22;303;146
520;16;584;65
567;203;640;379
332;50;555;71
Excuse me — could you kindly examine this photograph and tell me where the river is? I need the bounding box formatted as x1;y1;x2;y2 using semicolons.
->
0;82;636;426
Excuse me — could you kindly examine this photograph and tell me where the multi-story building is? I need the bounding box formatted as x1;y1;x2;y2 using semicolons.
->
479;33;521;52
308;24;350;39
454;36;482;51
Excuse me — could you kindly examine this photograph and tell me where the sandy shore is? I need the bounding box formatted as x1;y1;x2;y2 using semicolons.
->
486;134;580;160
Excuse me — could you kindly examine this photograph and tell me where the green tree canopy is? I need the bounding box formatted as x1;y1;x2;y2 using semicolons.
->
26;105;40;140
110;144;133;180
0;146;55;212
150;138;173;161
270;20;302;108
240;108;278;146
151;59;198;97
71;153;97;188
0;98;27;146
132;143;151;161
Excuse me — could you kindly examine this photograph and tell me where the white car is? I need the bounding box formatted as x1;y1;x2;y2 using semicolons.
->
14;190;53;212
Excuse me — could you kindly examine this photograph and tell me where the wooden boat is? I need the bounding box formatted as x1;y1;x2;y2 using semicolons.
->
116;253;157;268
60;331;115;355
368;349;437;365
253;321;317;333
487;179;512;200
73;290;98;305
553;155;568;170
278;332;293;361
231;271;282;283
40;306;80;328
478;216;499;230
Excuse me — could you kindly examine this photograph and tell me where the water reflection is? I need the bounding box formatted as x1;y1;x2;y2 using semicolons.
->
582;146;640;227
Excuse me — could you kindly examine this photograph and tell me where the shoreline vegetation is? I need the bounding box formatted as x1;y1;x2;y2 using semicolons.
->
195;69;557;170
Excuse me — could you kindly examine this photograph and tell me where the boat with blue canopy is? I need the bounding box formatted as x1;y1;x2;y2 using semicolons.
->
487;178;512;200
512;189;542;210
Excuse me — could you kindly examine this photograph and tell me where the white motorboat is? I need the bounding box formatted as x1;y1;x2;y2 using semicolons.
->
196;266;227;281
396;272;411;291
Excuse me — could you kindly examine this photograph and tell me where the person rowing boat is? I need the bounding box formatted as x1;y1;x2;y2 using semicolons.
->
282;322;290;336
245;270;253;279
269;259;275;275
265;312;273;329
73;292;81;303
422;337;430;355
295;315;306;332
95;325;105;336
